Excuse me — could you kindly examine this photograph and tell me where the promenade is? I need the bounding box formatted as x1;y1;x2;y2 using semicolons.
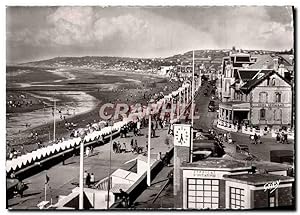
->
7;124;173;209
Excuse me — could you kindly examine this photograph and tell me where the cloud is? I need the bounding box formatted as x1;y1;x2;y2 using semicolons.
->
6;6;294;63
93;14;148;42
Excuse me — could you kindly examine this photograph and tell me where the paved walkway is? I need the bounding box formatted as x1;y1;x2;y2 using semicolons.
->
7;126;173;209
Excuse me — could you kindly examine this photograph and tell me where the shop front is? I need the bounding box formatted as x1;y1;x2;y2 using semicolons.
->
180;159;252;209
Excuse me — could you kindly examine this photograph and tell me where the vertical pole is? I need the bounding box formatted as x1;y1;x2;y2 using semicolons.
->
173;145;177;196
53;100;56;142
107;124;112;209
147;114;151;186
186;85;189;104
44;183;47;201
179;91;182;118
190;50;195;163
79;139;84;209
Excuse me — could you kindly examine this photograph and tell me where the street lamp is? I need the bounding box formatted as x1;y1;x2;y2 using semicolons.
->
107;119;114;209
79;133;85;210
147;99;155;186
190;50;195;163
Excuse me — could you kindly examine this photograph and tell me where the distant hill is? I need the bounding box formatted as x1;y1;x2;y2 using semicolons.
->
14;49;282;72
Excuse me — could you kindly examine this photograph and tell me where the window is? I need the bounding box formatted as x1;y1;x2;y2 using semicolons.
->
259;92;268;103
268;191;277;207
260;109;266;120
230;187;245;209
274;109;282;121
275;93;281;103
271;78;276;86
187;179;219;209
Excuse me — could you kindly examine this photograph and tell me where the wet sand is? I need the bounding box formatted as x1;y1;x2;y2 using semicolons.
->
6;66;180;157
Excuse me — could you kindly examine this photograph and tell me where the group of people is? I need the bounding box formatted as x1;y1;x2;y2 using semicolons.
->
276;131;289;144
83;171;95;188
130;139;143;154
249;133;262;144
113;141;126;153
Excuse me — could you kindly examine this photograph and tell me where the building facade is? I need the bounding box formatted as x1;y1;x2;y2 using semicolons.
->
217;52;293;132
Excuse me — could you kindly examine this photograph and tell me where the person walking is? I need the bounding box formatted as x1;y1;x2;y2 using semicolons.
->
83;170;88;182
123;142;127;153
86;173;91;187
117;142;121;153
90;173;95;184
17;180;25;198
254;133;258;144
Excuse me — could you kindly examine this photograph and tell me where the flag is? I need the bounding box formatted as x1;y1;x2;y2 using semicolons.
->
45;174;50;184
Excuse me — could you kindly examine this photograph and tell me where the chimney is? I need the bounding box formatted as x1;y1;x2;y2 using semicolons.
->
273;58;279;71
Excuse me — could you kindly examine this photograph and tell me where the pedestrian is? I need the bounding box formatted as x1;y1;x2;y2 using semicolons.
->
254;133;258;144
90;173;95;184
117;142;121;153
86;173;91;187
113;142;117;153
123;142;127;153
276;133;280;143
17;180;25;198
119;189;129;208
90;146;94;154
134;140;138;152
86;147;90;157
84;170;88;181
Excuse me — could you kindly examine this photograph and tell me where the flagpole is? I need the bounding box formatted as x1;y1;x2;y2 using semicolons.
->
107;121;113;209
147;113;151;186
53;100;56;142
190;50;195;163
79;137;84;209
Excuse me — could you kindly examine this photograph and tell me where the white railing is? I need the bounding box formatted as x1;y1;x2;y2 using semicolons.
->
6;82;192;174
217;120;238;132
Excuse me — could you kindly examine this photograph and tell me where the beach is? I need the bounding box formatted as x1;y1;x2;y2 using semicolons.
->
6;66;180;156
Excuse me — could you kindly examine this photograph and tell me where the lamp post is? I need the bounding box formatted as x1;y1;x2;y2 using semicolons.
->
79;135;84;210
190;50;195;163
147;100;155;187
107;120;113;209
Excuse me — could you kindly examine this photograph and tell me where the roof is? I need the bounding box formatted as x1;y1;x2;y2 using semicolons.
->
248;55;275;69
224;173;294;186
238;69;259;81
181;158;251;171
120;159;137;173
240;70;291;94
278;55;293;66
253;161;293;173
111;169;139;182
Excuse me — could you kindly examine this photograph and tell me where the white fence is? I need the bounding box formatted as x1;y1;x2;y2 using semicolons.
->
217;119;294;140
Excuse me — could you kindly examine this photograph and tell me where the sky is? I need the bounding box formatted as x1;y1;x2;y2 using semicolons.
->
6;6;294;64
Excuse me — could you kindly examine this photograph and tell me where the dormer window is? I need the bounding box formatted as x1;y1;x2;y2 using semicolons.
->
271;78;276;86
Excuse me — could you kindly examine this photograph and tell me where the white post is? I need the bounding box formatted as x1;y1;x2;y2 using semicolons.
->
53;100;56;142
79;139;84;209
147;114;151;186
190;50;195;163
107;124;113;209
